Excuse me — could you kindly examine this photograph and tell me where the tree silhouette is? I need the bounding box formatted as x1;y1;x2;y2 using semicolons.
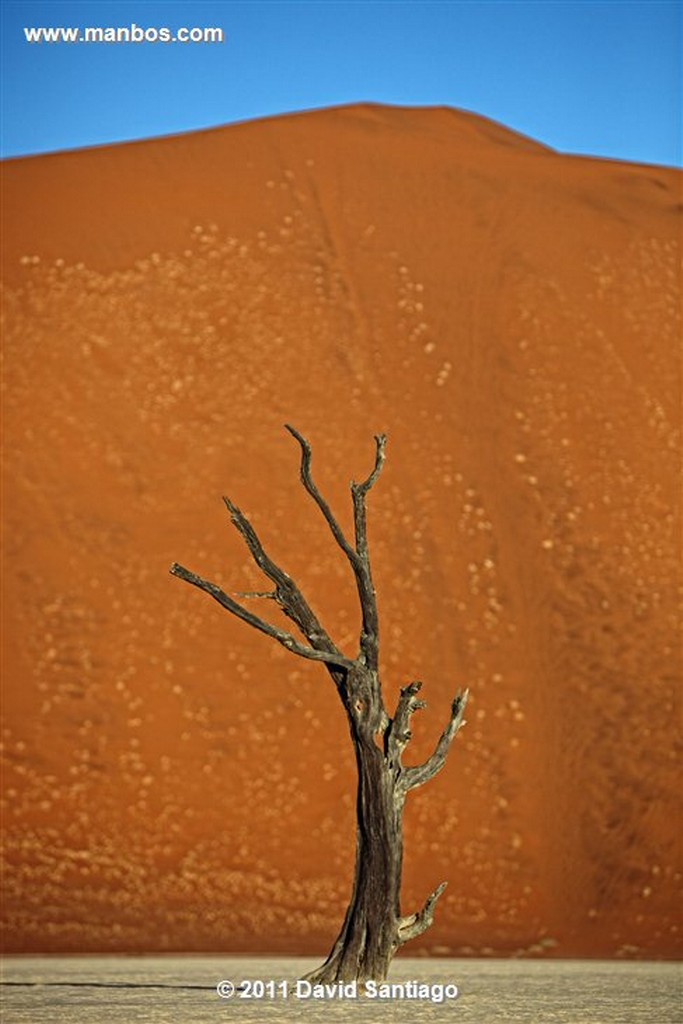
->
170;425;468;983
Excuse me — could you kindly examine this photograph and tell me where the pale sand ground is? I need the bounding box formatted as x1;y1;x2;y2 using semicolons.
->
1;956;681;1023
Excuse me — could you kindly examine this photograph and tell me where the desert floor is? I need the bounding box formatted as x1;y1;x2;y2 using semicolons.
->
2;955;681;1023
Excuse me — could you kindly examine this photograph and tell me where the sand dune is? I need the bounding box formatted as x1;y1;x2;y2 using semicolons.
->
1;103;680;958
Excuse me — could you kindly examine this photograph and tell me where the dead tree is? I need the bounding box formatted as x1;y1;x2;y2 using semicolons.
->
170;426;468;983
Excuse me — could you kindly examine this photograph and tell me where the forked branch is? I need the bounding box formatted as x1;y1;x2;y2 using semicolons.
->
223;498;340;658
401;689;469;792
169;563;355;671
285;425;385;670
170;429;387;682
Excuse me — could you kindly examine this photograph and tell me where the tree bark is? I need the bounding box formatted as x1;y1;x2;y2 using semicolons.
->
302;670;465;983
304;665;403;984
170;427;468;983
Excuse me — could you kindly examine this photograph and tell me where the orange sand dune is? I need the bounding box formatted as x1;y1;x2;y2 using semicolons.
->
1;104;681;958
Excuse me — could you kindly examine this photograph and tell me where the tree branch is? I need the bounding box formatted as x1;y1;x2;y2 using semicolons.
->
285;425;386;671
396;881;448;945
351;433;387;557
386;681;427;767
350;433;386;669
169;562;355;671
223;497;342;660
284;424;358;564
401;689;469;792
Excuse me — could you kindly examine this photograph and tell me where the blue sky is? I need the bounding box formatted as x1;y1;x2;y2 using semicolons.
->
1;1;681;166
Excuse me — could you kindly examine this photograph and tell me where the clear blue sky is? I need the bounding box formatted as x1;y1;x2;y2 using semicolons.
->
1;1;681;166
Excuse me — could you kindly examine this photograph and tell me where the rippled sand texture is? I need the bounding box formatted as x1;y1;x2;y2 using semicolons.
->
2;104;681;957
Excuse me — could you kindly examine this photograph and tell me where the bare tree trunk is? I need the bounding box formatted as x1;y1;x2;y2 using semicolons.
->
303;667;464;983
307;666;404;984
170;426;468;982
